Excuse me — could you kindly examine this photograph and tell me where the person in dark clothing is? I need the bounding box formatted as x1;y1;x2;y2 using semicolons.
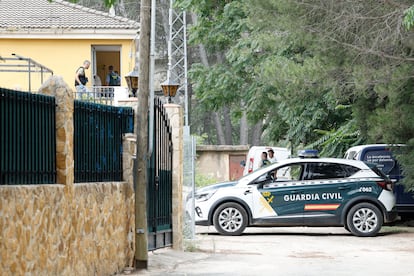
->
106;65;120;86
74;60;90;98
261;152;271;167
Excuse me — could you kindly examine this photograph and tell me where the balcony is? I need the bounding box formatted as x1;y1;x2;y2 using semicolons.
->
74;86;131;106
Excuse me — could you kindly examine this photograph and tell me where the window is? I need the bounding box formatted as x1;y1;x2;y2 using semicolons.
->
274;164;303;181
304;163;360;180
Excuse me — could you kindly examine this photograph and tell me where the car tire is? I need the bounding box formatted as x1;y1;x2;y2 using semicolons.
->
213;202;248;236
346;203;383;237
343;224;350;232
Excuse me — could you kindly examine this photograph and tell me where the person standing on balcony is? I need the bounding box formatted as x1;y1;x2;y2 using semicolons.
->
105;65;121;86
74;60;90;98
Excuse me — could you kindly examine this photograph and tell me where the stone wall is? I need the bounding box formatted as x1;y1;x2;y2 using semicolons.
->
0;76;136;275
196;145;249;182
0;182;135;275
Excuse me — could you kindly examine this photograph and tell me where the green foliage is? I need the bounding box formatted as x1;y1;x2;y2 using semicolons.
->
396;140;414;191
403;5;414;30
368;70;414;190
306;118;363;157
179;0;414;189
54;0;117;7
189;63;243;110
195;173;218;188
184;1;249;53
191;133;211;145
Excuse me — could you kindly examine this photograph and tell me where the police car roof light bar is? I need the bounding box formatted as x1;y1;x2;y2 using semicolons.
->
298;149;319;158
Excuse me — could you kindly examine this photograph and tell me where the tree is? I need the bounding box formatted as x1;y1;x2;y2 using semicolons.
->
176;0;273;145
179;0;414;189
283;0;414;189
80;0;414;189
179;0;355;150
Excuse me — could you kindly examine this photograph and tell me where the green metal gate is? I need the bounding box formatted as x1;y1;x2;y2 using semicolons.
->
147;97;173;250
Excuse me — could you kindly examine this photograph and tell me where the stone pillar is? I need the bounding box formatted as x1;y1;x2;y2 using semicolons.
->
38;76;75;188
164;103;184;250
122;133;137;186
122;133;138;267
38;75;76;269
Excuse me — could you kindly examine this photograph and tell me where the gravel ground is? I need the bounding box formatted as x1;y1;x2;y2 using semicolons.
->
126;224;414;276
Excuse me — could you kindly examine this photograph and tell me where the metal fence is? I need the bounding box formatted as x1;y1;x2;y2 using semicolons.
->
74;86;115;105
0;88;56;184
0;88;134;185
147;97;173;250
183;129;196;241
74;86;131;106
73;101;134;183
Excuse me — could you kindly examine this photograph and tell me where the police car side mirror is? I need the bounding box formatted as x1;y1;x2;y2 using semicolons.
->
240;160;246;167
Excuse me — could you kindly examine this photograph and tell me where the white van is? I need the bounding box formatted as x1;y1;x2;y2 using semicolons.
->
242;146;290;175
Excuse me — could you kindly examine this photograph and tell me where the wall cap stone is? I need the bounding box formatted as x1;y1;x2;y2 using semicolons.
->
197;145;250;152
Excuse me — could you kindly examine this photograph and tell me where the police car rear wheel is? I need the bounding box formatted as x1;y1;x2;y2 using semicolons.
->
213;202;248;236
346;203;383;237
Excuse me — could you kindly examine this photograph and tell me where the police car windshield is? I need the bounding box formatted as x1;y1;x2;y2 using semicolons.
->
239;162;279;184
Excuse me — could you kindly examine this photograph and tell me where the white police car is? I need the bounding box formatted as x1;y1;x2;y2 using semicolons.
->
187;150;397;237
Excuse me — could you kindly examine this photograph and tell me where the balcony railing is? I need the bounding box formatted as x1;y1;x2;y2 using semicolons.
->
74;86;130;105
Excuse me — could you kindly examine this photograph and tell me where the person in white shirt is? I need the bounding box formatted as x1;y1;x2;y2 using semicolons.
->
94;75;102;86
267;149;277;163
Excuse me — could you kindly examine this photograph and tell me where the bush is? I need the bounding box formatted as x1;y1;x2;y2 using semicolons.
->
195;173;218;188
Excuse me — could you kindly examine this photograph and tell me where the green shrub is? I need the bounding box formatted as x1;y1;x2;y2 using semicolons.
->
195;173;218;188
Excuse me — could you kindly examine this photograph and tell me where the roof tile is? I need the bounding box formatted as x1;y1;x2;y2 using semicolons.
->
0;0;139;30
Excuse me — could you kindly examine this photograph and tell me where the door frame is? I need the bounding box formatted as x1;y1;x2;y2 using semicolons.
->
91;45;122;86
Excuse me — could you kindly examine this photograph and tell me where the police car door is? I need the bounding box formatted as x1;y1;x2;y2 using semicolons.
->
300;162;350;225
253;163;306;225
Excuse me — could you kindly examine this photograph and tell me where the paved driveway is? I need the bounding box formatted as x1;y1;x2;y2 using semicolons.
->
132;225;414;276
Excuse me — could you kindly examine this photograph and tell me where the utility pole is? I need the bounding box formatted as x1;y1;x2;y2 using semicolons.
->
135;0;150;269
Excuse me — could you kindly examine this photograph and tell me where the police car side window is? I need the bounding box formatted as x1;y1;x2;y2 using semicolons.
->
258;164;303;184
343;164;360;176
274;164;302;181
290;164;302;180
305;163;359;180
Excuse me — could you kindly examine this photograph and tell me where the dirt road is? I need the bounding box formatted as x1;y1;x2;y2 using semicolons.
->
133;225;414;275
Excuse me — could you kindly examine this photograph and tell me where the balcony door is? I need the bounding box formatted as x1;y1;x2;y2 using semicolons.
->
91;45;121;86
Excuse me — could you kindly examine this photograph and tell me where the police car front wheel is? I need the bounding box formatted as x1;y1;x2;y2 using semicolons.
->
213;202;248;236
346;203;383;237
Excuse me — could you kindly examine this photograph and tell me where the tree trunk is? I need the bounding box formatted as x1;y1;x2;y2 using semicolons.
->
214;111;226;144
240;109;248;145
159;0;170;60
159;0;169;30
222;106;233;145
202;111;215;144
251;121;263;146
191;13;210;67
117;0;127;17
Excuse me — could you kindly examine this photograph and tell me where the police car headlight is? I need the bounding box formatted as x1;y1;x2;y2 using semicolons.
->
195;190;217;202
